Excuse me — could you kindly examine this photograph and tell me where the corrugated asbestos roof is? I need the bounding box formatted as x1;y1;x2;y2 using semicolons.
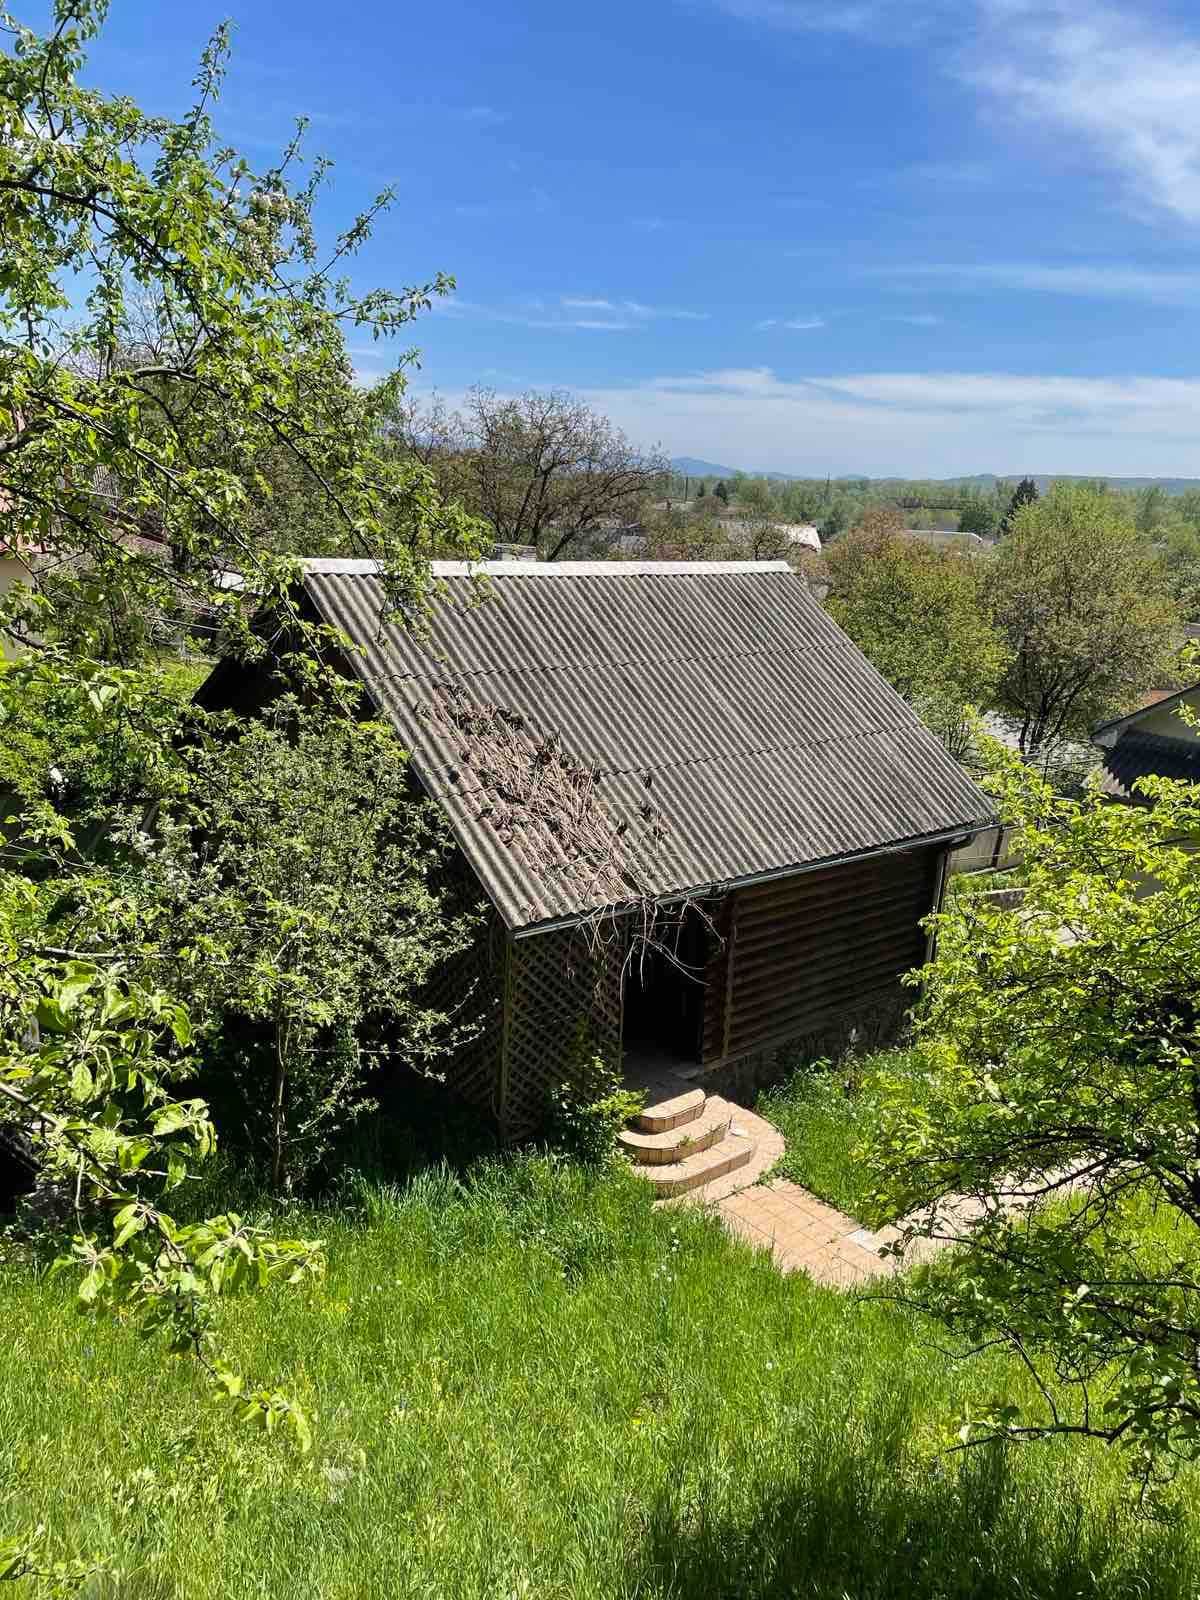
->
1098;730;1200;802
302;559;994;931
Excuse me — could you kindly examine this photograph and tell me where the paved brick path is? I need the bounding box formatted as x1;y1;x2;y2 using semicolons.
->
709;1159;1072;1288
714;1177;898;1287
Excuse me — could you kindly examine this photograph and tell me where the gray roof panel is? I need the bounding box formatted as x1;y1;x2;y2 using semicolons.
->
303;562;993;930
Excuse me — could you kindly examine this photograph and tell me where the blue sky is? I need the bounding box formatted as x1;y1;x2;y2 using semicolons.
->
77;0;1200;476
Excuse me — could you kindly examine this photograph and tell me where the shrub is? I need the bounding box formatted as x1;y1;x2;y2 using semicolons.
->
544;1053;644;1166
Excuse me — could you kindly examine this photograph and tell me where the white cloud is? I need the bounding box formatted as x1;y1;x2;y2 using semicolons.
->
888;313;943;326
560;297;709;322
708;0;1200;225
756;315;826;330
565;365;1200;476
461;105;509;125
434;294;710;333
875;262;1200;305
968;0;1200;223
706;0;951;39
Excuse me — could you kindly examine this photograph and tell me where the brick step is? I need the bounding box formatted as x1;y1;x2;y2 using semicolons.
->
618;1102;732;1167
636;1131;756;1199
634;1087;705;1135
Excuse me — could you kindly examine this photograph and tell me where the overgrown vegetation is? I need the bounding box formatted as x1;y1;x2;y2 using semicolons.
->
2;1156;1200;1597
760;1049;933;1219
867;751;1200;1498
0;0;484;1455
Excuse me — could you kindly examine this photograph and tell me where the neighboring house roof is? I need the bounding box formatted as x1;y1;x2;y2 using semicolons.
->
720;520;822;552
297;558;994;933
1091;682;1200;801
1096;731;1200;802
1092;681;1200;746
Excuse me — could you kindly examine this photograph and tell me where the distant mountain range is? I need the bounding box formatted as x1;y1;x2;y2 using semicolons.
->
669;458;1200;495
670;456;801;482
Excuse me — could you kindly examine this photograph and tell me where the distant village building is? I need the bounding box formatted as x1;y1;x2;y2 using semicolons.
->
906;528;988;551
720;520;821;553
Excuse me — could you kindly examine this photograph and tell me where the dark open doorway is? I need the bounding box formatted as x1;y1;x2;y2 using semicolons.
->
621;907;710;1065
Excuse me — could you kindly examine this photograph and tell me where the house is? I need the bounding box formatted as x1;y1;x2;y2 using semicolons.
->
1092;683;1200;801
201;558;994;1138
719;519;822;554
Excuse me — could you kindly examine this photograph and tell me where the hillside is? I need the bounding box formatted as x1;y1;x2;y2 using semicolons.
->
671;458;1200;494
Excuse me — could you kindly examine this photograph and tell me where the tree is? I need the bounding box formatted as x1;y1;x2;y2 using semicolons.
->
144;704;479;1194
988;485;1181;758
1157;517;1200;622
714;479;729;505
872;753;1200;1499
391;388;668;559
733;475;775;517
823;509;1009;757
640;503;737;562
999;476;1040;535
696;480;707;499
958;489;998;539
0;0;481;1433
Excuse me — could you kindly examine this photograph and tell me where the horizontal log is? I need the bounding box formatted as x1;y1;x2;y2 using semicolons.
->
732;881;933;935
727;980;913;1058
727;967;919;1030
733;902;929;955
732;940;921;1004
735;865;928;912
733;916;929;967
734;849;936;909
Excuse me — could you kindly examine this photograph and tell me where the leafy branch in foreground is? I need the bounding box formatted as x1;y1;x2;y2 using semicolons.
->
1;865;324;1447
869;748;1200;1504
0;0;485;665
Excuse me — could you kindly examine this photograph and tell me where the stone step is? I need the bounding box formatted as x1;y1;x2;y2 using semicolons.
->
636;1131;756;1199
634;1087;705;1135
618;1102;732;1166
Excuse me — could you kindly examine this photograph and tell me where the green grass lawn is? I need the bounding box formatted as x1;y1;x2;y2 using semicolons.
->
2;1154;1199;1598
759;1048;934;1219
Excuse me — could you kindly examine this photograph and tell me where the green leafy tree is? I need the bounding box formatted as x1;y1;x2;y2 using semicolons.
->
999;476;1040;535
733;474;775;517
144;703;479;1194
0;0;482;1437
1155;516;1200;623
958;489;998;539
824;510;1009;757
713;479;729;505
988;485;1181;757
0;663;323;1447
872;753;1200;1499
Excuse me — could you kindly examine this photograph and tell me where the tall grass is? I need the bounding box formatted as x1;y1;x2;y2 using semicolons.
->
0;1154;1197;1597
759;1049;934;1219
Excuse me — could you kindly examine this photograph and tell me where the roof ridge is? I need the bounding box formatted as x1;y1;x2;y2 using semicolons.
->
301;557;793;578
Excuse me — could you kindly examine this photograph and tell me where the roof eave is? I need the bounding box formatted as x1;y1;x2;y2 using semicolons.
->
508;815;996;940
1092;680;1200;745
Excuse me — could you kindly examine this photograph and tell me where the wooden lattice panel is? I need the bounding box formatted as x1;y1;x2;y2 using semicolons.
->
500;926;624;1140
420;906;507;1122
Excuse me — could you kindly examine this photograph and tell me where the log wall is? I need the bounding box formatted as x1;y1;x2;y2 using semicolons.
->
702;845;943;1068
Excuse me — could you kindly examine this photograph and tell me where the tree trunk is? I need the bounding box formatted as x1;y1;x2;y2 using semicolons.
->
271;1016;289;1195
